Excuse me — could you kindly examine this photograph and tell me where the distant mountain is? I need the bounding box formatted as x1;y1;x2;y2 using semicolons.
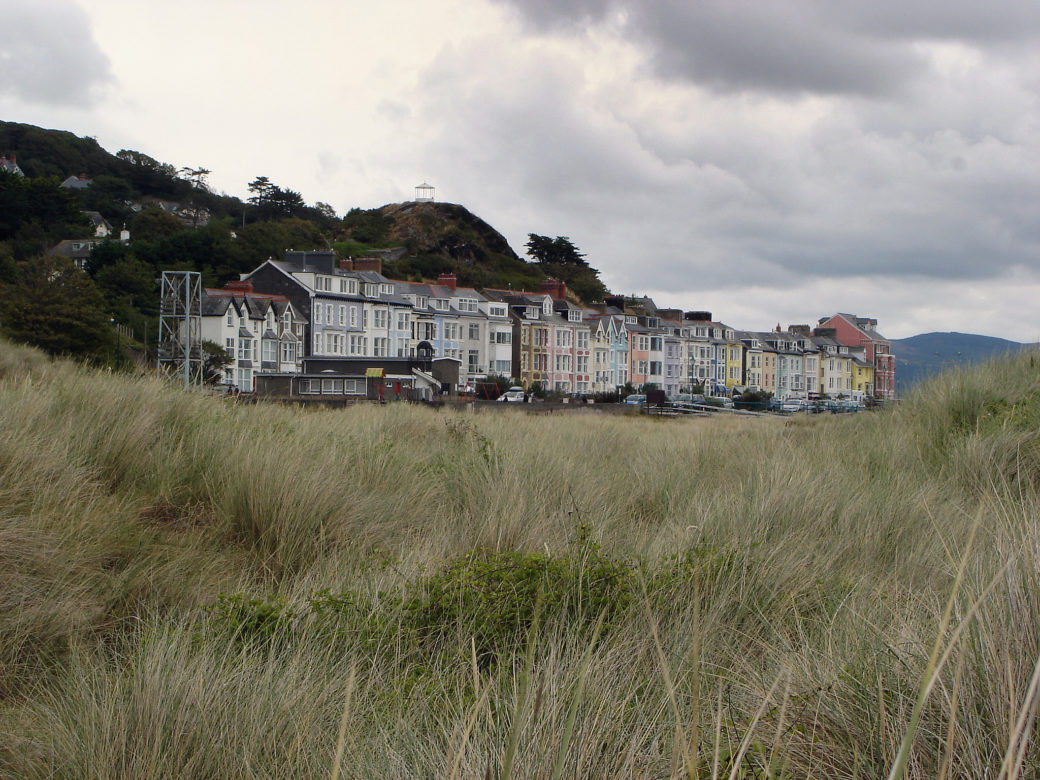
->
891;332;1031;390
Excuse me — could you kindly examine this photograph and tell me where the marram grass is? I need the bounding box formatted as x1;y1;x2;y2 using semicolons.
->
2;338;1040;777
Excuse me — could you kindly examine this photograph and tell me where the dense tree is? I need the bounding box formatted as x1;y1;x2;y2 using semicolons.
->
524;233;607;303
130;207;184;242
524;234;586;266
0;170;88;245
0;254;119;364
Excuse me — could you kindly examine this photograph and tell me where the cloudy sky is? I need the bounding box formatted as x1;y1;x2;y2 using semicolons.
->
5;0;1040;339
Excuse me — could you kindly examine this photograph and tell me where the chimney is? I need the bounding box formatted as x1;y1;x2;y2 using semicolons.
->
605;294;627;311
353;256;382;273
437;272;457;291
540;277;567;300
338;258;353;270
224;280;254;293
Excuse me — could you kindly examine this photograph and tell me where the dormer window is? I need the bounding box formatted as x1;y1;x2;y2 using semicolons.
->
365;284;378;297
381;284;392;295
434;299;450;311
625;316;637;325
417;296;428;308
568;310;581;322
526;306;539;319
488;304;506;317
542;300;552;315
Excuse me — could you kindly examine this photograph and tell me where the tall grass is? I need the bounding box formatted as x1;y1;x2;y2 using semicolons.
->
2;338;1040;776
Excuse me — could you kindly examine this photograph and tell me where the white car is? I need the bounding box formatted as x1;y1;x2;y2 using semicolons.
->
497;386;526;402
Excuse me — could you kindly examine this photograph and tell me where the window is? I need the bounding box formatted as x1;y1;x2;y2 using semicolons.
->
495;359;511;373
577;331;589;349
534;329;549;347
226;309;233;326
434;298;450;311
534;354;548;371
262;340;277;362
237;368;252;392
468;323;480;340
468;350;479;372
225;337;234;353
459;298;478;313
282;310;291;329
281;341;296;363
650;337;662;351
349;335;367;355
494;331;511;344
373;338;389;357
568;310;581;322
638;336;649;351
649;361;662;375
314;333;322;353
576;355;588;373
556;330;572;348
489;304;506;317
363;310;368;329
556;354;571;372
338;305;346;326
350;307;358;328
397;311;409;331
238;338;252;361
314;304;322;324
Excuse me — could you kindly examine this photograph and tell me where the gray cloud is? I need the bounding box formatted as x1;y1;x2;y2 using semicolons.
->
409;22;1040;307
494;0;1040;97
1;0;113;107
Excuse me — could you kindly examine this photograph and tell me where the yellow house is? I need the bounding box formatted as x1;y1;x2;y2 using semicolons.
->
725;339;743;390
852;358;874;398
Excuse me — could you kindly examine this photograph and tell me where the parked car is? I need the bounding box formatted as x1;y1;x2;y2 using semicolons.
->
497;386;526;402
781;400;806;413
623;393;646;405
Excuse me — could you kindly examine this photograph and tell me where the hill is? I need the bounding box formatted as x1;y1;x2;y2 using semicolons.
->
335;201;545;292
890;331;1030;391
336;201;607;300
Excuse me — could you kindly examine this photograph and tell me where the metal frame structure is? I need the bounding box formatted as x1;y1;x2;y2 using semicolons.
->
157;270;203;387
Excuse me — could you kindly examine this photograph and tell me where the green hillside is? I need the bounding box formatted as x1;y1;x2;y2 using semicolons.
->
3;341;1040;776
0;122;610;366
891;331;1029;391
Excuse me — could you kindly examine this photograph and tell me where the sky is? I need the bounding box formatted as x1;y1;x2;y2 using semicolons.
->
4;0;1040;340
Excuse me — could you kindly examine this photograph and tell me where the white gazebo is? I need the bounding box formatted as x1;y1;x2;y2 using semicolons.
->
414;182;435;202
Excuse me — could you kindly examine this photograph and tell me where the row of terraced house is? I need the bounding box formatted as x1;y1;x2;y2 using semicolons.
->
198;250;895;401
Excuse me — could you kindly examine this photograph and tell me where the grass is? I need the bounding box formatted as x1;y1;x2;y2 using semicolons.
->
2;338;1040;776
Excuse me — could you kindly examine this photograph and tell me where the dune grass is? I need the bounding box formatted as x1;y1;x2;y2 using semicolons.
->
2;339;1040;777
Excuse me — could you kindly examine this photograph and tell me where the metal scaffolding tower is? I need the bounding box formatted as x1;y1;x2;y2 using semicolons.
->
157;271;203;387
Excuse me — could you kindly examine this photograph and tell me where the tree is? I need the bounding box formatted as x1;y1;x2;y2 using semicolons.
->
524;233;607;304
130;207;184;242
201;340;232;384
0;254;119;364
178;167;212;228
524;234;586;266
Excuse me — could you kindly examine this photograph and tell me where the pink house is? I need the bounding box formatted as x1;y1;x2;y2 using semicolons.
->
817;313;896;399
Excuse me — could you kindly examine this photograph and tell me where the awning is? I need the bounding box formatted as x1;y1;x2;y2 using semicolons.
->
365;367;385;377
